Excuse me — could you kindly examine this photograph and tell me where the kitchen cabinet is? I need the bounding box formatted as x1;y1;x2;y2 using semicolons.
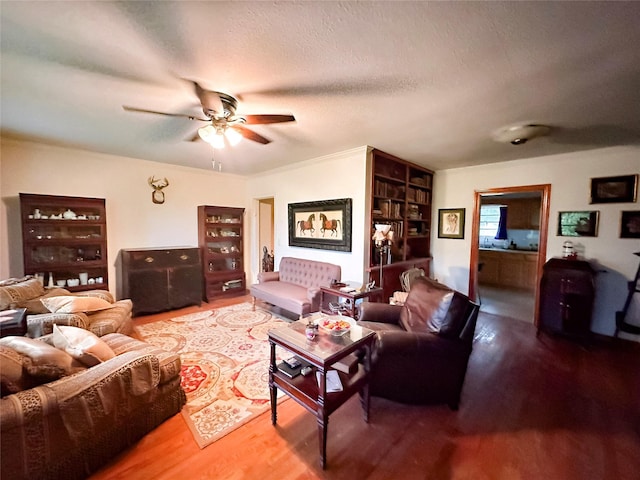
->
20;193;109;291
506;198;540;230
483;197;540;230
538;258;595;340
478;249;538;291
118;247;202;316
198;205;246;301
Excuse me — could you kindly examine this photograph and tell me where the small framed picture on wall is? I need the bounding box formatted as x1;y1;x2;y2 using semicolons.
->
590;174;638;204
557;211;599;237
438;208;465;239
620;211;640;238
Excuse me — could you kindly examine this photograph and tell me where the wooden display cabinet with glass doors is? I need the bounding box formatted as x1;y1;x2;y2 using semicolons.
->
20;193;108;291
198;205;246;301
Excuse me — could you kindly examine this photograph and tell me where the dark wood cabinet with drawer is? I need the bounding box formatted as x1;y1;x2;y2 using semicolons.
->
538;258;595;340
118;247;202;316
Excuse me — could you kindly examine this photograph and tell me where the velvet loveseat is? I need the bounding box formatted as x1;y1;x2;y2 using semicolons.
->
0;276;133;338
250;257;341;317
1;331;186;480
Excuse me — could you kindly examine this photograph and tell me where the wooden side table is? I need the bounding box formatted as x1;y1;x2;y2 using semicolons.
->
0;308;27;337
320;283;384;320
268;317;376;469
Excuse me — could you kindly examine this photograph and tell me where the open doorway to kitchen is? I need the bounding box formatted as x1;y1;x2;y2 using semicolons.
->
257;197;275;274
469;185;551;326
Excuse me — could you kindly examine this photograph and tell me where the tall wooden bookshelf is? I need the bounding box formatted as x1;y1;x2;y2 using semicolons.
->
368;149;434;299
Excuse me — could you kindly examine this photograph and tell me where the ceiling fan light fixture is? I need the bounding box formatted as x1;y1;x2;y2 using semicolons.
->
198;124;226;149
492;124;551;145
225;127;242;146
198;125;215;143
211;131;225;149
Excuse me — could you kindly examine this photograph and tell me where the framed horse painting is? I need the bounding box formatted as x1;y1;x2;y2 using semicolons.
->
288;198;352;251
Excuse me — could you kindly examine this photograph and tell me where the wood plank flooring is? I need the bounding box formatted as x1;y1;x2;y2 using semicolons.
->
90;296;640;480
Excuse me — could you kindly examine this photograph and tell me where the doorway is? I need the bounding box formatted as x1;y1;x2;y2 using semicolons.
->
257;197;275;272
469;184;551;326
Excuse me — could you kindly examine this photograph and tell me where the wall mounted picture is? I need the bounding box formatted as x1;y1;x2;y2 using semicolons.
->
590;174;638;204
620;210;640;238
438;208;465;239
557;211;599;237
288;198;352;251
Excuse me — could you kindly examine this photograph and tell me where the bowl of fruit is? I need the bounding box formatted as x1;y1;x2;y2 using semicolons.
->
317;315;354;336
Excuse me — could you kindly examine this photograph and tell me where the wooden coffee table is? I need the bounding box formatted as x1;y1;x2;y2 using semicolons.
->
268;314;376;469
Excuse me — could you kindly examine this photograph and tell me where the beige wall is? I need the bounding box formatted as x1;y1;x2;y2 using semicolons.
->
246;146;370;284
0;138;248;292
432;145;639;338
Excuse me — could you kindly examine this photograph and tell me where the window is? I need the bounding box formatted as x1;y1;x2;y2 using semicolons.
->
479;205;502;238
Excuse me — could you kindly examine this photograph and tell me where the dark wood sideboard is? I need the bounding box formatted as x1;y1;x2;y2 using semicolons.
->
538;257;596;341
117;247;202;316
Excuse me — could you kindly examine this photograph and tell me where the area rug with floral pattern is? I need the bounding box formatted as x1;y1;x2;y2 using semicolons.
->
136;302;290;448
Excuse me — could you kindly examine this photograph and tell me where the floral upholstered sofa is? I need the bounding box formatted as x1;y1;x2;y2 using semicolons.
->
1;330;186;480
0;276;133;338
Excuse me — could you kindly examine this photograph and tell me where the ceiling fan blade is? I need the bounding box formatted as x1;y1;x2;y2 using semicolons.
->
123;106;208;122
232;125;271;145
242;114;296;125
193;81;224;115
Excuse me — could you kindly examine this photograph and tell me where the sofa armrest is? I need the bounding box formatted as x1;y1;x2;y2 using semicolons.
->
1;350;159;429
26;312;90;338
358;303;402;324
257;271;280;283
307;286;322;306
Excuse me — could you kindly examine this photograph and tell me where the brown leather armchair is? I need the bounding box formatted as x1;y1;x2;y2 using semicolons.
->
357;277;479;409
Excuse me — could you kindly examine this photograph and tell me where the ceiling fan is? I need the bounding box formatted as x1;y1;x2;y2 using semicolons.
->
123;81;295;148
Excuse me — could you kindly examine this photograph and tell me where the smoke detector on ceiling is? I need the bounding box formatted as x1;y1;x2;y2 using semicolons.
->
492;124;551;145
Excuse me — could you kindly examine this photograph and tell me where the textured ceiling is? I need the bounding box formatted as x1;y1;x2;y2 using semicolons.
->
2;1;639;175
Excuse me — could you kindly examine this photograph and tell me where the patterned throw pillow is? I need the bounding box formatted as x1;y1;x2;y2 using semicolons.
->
0;278;45;310
41;296;114;314
0;336;85;382
11;288;70;314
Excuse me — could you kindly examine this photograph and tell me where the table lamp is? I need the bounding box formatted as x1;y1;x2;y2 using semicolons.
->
372;224;394;289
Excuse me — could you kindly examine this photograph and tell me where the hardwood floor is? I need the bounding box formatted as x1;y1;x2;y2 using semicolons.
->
91;296;640;480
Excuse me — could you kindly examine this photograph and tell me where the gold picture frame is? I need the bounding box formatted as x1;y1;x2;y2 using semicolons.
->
438;208;465;239
590;174;638;204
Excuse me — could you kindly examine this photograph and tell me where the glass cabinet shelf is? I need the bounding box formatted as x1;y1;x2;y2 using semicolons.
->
198;205;245;301
20;193;109;291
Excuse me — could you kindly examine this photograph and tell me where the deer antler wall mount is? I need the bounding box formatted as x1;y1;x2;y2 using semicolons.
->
148;176;170;204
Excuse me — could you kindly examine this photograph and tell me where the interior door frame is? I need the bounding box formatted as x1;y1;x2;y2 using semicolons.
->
468;184;551;327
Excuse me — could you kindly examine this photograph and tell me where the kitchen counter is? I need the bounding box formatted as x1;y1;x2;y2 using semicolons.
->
479;247;538;255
